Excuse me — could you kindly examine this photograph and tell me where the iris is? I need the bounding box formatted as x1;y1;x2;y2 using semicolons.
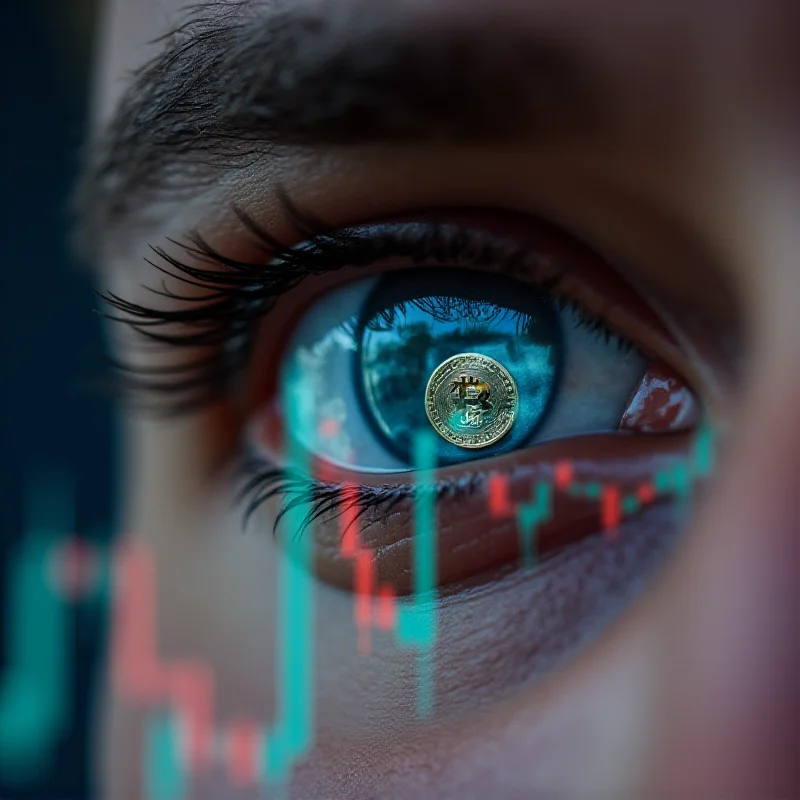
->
355;269;563;466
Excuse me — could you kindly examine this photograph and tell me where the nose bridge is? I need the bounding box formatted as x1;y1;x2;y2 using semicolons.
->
640;353;800;797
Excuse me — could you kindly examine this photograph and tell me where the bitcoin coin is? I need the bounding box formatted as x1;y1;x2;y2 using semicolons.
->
424;353;518;448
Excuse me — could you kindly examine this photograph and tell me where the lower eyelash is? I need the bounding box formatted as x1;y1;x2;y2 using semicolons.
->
235;451;486;539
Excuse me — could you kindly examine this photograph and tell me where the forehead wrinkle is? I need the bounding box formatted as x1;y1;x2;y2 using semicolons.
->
71;0;607;265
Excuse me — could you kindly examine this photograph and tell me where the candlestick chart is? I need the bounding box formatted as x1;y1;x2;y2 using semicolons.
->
0;399;715;796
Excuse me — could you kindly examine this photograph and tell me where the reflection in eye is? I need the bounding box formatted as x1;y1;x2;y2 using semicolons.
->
282;267;652;472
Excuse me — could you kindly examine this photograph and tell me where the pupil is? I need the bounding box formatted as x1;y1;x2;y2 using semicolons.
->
356;268;563;466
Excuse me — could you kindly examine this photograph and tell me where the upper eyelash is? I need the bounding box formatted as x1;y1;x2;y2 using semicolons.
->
98;191;570;413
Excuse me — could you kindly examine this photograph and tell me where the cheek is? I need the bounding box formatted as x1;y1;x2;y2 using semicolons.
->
295;506;683;797
103;491;683;799
101;503;280;799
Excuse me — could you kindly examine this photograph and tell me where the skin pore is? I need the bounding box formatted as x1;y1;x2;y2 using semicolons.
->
82;0;799;797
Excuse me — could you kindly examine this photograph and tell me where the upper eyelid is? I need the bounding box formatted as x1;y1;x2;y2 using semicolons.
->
102;199;691;415
100;201;571;409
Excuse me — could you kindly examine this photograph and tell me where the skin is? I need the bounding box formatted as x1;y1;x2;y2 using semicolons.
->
90;0;799;797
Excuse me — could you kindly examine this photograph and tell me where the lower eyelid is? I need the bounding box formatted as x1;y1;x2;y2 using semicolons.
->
265;431;695;595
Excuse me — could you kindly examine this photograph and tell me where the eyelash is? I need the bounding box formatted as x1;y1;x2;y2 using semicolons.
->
235;454;489;539
101;191;635;413
102;191;641;532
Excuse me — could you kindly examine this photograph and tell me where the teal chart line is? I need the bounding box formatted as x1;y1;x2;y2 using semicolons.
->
0;475;72;784
146;713;185;800
146;364;320;796
396;430;438;717
512;421;717;568
144;374;445;795
259;373;442;779
261;363;317;786
517;482;551;569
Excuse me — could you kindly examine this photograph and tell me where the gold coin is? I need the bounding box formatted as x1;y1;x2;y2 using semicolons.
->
424;353;518;449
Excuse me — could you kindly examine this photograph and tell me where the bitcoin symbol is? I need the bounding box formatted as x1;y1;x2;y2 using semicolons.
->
424;353;518;448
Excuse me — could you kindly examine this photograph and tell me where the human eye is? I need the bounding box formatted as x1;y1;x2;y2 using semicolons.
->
274;261;690;473
243;212;704;594
104;197;707;599
254;211;701;478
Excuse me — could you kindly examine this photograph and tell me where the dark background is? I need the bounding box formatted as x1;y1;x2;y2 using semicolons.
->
1;2;113;798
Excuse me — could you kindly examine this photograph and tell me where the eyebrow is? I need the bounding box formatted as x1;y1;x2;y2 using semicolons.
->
71;0;605;263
